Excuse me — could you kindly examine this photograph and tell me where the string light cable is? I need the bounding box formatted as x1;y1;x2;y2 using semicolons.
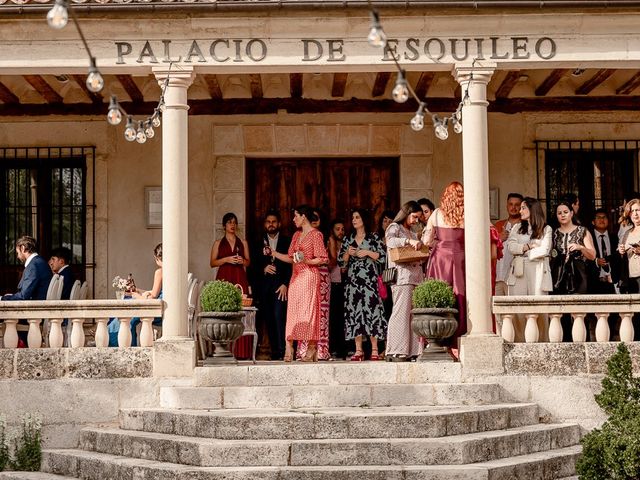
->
46;0;168;143
367;8;472;140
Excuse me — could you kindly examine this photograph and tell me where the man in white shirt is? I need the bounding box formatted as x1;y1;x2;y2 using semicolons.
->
494;193;523;296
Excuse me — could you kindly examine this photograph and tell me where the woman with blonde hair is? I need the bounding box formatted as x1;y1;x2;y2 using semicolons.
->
422;181;466;359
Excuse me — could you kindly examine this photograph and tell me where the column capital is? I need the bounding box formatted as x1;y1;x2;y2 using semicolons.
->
454;63;496;86
152;65;196;89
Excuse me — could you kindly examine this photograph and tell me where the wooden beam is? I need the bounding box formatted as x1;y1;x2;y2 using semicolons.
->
576;69;616;95
617;71;640;95
0;81;19;104
535;69;569;96
290;73;303;98
495;71;522;99
71;74;103;104
248;74;263;99
2;96;640;117
23;75;62;103
202;74;223;99
414;72;435;99
372;72;391;97
116;75;144;103
331;73;348;98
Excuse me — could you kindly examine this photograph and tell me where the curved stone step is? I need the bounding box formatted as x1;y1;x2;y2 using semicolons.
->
120;403;539;440
159;382;503;409
0;474;76;480
41;445;582;480
78;423;580;467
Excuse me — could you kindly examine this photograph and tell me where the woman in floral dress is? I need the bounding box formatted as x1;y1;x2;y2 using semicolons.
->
339;208;387;361
270;205;328;362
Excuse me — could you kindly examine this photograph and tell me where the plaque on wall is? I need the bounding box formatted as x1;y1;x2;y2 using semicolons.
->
145;186;162;228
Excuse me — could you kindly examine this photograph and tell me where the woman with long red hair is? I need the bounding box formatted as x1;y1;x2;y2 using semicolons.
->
422;181;466;360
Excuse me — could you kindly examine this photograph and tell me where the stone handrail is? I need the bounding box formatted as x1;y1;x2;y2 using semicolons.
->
0;299;164;349
492;294;640;343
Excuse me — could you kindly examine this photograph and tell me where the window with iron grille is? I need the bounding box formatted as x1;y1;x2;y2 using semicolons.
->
0;146;95;295
536;140;640;226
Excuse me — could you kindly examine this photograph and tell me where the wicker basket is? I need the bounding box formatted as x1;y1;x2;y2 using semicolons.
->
235;284;253;307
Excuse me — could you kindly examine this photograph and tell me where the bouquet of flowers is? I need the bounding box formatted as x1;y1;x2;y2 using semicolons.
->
112;276;129;291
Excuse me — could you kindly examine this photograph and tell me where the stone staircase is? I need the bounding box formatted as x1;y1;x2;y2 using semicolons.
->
1;363;582;480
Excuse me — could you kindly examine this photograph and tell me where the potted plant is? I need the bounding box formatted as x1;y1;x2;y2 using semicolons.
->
198;280;244;364
411;279;458;361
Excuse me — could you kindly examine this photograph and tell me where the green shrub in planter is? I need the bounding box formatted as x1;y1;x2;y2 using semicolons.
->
412;279;456;309
576;343;640;480
200;280;242;313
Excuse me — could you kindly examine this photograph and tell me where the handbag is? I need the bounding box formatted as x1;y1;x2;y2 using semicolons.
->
513;256;525;278
389;245;430;264
554;255;577;294
377;275;388;300
382;267;397;285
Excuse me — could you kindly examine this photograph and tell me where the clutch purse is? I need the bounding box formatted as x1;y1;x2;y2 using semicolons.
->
389;245;430;264
382;267;397;285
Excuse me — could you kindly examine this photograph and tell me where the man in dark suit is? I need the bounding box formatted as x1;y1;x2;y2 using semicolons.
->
588;209;620;340
49;247;75;300
251;210;292;360
2;236;52;301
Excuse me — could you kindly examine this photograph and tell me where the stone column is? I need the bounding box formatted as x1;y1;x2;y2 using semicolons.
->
455;64;504;375
152;66;196;377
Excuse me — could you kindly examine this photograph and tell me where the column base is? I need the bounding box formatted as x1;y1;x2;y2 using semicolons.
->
459;334;504;375
153;337;195;378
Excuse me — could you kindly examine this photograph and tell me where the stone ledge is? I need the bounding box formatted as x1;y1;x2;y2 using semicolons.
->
0;348;153;380
503;342;640;376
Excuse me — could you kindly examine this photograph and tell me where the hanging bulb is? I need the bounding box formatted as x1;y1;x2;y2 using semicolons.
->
410;104;425;132
452;117;463;134
151;112;161;128
86;60;104;93
367;10;387;48
144;121;155;139
392;70;409;103
433;116;449;141
462;92;472;107
124;116;136;142
47;0;68;29
136;121;147;144
107;96;122;126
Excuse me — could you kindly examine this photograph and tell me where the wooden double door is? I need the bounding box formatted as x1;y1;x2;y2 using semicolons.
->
246;157;400;240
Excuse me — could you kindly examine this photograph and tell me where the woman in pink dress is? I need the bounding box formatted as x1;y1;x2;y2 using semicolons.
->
270;205;328;362
422;182;466;360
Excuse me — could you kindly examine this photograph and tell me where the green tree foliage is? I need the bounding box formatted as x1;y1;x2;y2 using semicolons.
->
200;280;242;312
576;343;640;480
0;415;9;472
412;279;456;309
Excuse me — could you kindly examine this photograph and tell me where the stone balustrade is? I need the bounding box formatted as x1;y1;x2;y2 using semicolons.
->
493;294;639;343
0;299;163;348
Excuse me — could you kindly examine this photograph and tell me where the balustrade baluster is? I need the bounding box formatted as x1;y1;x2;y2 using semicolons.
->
49;318;64;348
620;313;634;342
524;314;539;342
94;318;109;348
548;314;563;343
3;320;18;348
595;314;610;342
500;314;515;342
139;317;154;347
70;318;85;347
118;318;132;347
27;319;42;348
571;313;587;342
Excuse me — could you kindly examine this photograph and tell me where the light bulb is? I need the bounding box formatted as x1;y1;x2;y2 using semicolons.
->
151;114;161;128
392;71;409;103
86;64;104;93
107;96;122;126
462;93;472;107
47;0;68;29
367;11;387;48
410;105;425;132
144;122;155;139
136;122;147;144
124;116;136;142
434;121;449;141
452;118;463;134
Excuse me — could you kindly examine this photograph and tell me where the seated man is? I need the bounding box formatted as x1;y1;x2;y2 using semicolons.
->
49;247;75;300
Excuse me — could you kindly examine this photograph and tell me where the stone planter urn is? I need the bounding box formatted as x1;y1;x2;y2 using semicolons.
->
198;311;245;364
411;308;458;361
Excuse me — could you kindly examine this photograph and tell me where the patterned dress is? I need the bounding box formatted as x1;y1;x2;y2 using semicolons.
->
298;265;331;360
285;229;329;342
338;232;387;339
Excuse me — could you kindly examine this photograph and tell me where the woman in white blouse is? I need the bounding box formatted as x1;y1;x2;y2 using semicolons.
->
505;197;553;342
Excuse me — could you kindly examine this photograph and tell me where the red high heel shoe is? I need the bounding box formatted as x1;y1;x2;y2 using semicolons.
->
350;350;364;362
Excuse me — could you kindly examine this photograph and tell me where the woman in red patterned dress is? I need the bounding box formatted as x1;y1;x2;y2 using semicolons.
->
270;205;328;362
